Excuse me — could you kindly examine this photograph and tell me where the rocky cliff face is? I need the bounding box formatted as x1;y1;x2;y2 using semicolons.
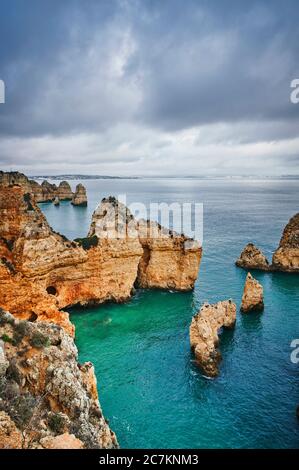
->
0;309;117;449
190;300;236;377
137;219;202;291
272;213;299;272
240;273;264;313
0;184;202;331
72;184;87;206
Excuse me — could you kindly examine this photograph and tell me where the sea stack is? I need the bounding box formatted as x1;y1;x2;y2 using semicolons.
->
272;213;299;273
57;181;73;201
53;196;60;206
190;300;236;377
72;183;87;207
236;243;270;271
240;273;264;313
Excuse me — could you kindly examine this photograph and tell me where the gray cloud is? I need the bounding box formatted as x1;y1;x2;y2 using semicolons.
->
0;0;299;175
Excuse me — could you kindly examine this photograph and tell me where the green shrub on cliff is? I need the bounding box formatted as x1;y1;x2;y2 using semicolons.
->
74;235;98;250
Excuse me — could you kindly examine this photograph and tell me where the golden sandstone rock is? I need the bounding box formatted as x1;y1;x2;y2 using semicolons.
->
190;300;236;377
240;273;264;313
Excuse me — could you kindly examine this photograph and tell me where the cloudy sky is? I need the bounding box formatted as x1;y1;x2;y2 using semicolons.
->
0;0;298;176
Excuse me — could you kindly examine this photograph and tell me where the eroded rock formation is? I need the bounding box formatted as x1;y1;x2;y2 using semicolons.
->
236;243;270;271
240;273;264;313
190;300;236;377
72;183;88;207
0;170;88;205
0;185;202;333
0;309;117;449
272;213;299;273
57;181;73;201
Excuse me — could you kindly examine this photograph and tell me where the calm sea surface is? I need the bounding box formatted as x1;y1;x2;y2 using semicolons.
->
40;178;299;448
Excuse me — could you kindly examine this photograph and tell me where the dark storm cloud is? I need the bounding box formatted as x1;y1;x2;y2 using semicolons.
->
0;0;298;175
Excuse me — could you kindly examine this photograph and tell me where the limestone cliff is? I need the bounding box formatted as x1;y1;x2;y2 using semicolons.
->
272;213;299;273
0;310;117;449
190;300;236;377
240;273;264;313
0;186;202;332
72;184;87;206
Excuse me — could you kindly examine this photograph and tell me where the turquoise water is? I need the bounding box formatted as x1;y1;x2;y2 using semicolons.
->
40;178;299;448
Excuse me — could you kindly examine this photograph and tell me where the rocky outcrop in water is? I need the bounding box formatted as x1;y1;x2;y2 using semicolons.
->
190;300;236;377
236;213;299;273
236;243;270;271
272;213;299;273
0;309;117;449
72;184;87;207
56;181;73;201
240;273;264;313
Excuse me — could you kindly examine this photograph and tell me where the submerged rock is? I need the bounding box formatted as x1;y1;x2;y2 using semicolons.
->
240;272;264;313
72;183;87;207
190;300;236;377
236;243;270;271
0;310;118;449
272;213;299;273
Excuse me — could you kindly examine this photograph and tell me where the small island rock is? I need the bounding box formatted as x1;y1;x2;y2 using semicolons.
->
236;243;270;271
241;272;264;313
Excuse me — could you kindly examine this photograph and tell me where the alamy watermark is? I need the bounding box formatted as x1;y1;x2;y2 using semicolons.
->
94;194;203;244
0;79;5;104
290;339;299;364
290;79;299;104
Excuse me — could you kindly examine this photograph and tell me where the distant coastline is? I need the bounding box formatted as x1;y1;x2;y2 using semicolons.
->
29;174;299;181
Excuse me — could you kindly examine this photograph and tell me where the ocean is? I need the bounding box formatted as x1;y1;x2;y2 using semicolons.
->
40;177;299;448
